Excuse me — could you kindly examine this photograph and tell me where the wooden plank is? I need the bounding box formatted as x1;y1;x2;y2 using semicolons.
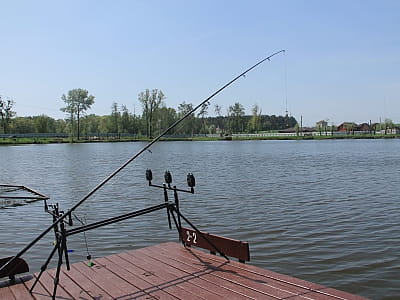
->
124;249;224;300
91;255;178;300
156;243;369;300
71;261;131;299
47;268;93;300
102;254;178;300
36;271;73;299
146;243;303;299
181;227;250;262
158;242;322;288
113;254;197;299
55;263;113;299
0;286;16;300
7;277;35;300
117;251;208;300
141;244;302;298
24;274;53;300
129;247;256;300
137;251;259;299
0;242;369;300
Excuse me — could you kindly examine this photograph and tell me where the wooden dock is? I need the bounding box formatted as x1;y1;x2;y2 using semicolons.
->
0;242;368;300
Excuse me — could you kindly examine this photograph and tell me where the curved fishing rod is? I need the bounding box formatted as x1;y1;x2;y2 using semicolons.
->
1;49;285;273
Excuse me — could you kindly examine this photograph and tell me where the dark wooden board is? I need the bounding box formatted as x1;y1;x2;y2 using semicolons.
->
0;242;369;300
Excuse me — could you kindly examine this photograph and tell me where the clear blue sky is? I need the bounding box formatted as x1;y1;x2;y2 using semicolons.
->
1;0;399;126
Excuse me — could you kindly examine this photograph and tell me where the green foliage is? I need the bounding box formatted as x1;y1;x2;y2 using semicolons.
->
248;104;262;133
138;89;165;138
61;88;95;141
228;102;245;133
5;93;299;138
0;96;16;134
177;101;194;135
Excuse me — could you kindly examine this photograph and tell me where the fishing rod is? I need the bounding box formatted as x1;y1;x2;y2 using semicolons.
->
0;49;285;273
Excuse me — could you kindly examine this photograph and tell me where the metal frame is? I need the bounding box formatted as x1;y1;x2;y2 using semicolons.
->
30;171;228;300
0;184;49;208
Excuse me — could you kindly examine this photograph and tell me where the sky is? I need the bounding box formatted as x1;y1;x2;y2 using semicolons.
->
1;0;399;126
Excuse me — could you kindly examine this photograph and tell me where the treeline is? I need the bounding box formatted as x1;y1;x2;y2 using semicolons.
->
7;111;297;137
2;89;297;138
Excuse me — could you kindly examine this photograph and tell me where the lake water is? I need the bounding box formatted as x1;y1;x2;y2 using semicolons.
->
0;140;399;299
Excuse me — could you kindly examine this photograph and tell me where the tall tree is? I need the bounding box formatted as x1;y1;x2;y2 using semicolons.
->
61;88;95;141
0;96;16;134
178;101;194;135
248;104;262;133
214;104;224;134
228;102;245;133
138;89;165;138
120;105;131;133
197;102;209;134
34;115;56;133
111;102;120;134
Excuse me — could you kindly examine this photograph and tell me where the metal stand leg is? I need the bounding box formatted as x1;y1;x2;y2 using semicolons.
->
52;233;63;300
163;184;172;229
29;242;59;293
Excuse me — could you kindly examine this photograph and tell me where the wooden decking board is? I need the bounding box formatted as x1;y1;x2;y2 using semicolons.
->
117;252;207;300
126;247;258;300
72;261;133;299
59;263;113;300
154;243;365;300
161;243;360;300
111;251;193;300
150;243;309;299
134;245;288;299
0;286;15;300
104;254;179;300
159;242;323;290
0;242;368;300
120;252;222;300
93;255;179;300
8;278;35;300
130;247;256;300
101;255;178;300
47;269;94;300
24;274;54;300
34;271;73;299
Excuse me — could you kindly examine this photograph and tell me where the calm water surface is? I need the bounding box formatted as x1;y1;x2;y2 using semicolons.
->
0;140;399;299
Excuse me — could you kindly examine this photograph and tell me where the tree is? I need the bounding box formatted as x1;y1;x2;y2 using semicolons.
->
61;88;95;141
120;105;131;133
294;123;300;136
138;89;165;138
34;115;56;133
11;117;35;133
248;104;262;133
228;102;245;133
214;104;224;134
177;101;194;135
110;102;120;134
0;96;16;134
384;118;393;135
158;106;177;135
197;102;209;134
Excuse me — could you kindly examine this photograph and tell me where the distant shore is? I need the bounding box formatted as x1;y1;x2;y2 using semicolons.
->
1;134;399;145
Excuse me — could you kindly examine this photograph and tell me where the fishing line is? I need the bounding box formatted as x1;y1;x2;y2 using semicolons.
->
73;213;93;264
1;49;285;273
284;50;288;116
